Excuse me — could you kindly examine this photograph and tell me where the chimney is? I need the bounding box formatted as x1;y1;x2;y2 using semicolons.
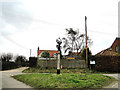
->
37;46;40;56
38;46;39;51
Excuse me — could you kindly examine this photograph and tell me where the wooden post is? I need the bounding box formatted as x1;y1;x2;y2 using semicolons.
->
85;16;88;69
30;49;31;57
57;51;60;74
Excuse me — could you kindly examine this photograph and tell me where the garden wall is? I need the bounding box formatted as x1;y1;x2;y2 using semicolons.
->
37;59;85;69
94;56;120;72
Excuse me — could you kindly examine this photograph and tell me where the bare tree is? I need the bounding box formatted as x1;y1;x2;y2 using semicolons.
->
62;28;92;56
0;53;13;62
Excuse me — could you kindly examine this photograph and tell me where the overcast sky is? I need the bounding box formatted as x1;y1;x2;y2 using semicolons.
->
0;0;119;59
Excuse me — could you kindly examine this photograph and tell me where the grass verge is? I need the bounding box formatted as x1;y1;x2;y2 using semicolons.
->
22;67;93;73
12;73;116;88
22;67;119;74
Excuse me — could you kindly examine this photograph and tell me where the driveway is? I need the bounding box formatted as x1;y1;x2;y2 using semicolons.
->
102;74;120;89
1;67;36;89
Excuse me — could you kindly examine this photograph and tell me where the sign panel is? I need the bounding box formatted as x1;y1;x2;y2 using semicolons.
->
90;61;95;64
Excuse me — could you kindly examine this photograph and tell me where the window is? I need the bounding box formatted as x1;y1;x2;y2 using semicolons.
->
116;45;119;52
53;53;57;58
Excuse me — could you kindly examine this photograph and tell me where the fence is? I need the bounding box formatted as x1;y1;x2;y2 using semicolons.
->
94;56;120;72
37;59;85;69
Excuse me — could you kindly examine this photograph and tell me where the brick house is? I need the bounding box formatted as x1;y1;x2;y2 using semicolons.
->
111;37;120;53
95;37;120;72
37;47;58;58
96;49;120;56
96;37;120;56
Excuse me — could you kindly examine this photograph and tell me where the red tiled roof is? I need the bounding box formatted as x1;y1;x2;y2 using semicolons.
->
37;50;58;57
96;49;120;56
72;52;78;55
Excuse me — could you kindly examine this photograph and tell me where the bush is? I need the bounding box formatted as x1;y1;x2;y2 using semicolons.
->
94;56;120;72
2;62;18;70
80;48;92;60
40;51;50;58
15;55;28;67
29;57;37;67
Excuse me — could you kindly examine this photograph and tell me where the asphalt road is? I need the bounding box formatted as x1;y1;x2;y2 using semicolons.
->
103;74;120;89
1;67;35;89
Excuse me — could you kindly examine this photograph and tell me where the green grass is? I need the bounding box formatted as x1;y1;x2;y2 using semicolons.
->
22;67;119;74
12;73;115;88
22;67;94;73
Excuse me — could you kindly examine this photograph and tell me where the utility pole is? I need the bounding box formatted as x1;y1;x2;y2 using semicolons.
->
85;16;88;69
30;49;31;57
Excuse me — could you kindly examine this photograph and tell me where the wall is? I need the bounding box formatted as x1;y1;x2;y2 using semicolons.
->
94;56;120;72
37;59;85;69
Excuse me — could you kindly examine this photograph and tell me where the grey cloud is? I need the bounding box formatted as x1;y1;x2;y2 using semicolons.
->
1;2;33;30
0;1;34;45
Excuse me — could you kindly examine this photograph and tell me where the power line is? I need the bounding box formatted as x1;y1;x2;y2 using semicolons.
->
0;32;29;50
80;28;117;36
88;30;117;36
2;12;117;36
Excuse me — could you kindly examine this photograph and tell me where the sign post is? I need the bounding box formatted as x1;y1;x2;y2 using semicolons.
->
56;38;62;74
57;51;60;74
90;60;95;70
90;61;95;64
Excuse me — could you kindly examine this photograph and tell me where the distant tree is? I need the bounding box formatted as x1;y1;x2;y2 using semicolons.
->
62;28;92;56
80;48;92;68
0;53;13;62
41;51;50;58
15;55;28;67
80;48;92;60
0;53;19;70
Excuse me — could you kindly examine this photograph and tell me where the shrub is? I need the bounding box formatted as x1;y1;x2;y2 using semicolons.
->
40;51;50;58
29;57;37;67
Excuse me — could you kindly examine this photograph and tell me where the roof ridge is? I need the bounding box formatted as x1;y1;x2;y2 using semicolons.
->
38;50;57;51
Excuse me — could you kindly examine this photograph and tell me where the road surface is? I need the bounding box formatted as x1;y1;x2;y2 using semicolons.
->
1;67;35;89
103;74;120;89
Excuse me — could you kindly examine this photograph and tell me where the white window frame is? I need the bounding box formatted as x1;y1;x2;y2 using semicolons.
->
116;45;119;52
